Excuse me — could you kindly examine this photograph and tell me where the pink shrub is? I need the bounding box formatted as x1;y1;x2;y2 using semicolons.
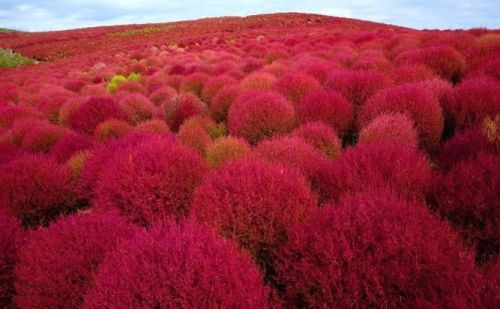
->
0;211;22;308
358;113;419;148
228;90;296;144
14;211;137;308
240;72;278;90
95;135;207;225
210;84;241;122
432;152;500;261
179;72;209;98
21;123;70;153
162;93;208;131
291;121;341;158
0;154;75;227
49;132;95;163
394;64;437;84
149;86;177;106
191;158;316;275
275;190;482;308
395;45;466;83
322;141;433;203
360;83;444;151
325;70;392;106
69;96;127;134
94;119;133;142
134;119;170;134
202;75;237;103
118;93;156;124
205;136;251;168
82;220;272;308
296;88;354;135
115;80;148;95
6;118;49;146
449;77;500;131
0;142;24;164
274;73;321;103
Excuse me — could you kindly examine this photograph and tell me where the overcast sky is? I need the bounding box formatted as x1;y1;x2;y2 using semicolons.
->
0;0;499;31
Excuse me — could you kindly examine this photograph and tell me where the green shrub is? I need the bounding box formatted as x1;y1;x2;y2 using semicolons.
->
0;49;34;68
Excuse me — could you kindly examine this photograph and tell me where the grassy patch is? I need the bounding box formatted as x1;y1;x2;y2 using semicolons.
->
0;48;35;68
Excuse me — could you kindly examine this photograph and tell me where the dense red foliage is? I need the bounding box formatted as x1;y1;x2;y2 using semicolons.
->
191;158;317;275
14;211;137;308
69;96;127;134
432;152;500;261
322;141;433;203
94;135;207;225
360;83;444;150
0;12;499;307
228;90;296;144
296;88;354;135
0;155;75;227
82;220;272;308
0;212;22;308
275;190;482;308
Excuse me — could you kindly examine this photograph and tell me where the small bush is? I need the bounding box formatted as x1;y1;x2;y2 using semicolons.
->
191;158;316;277
205;136;251;168
210;84;241;122
162;93;208;131
275;190;482;308
69;96;127;134
291;121;341;158
118;93;156;124
49;132;94;163
82;220;272;308
14;211;137;308
296;88;354;135
95;135;207;225
94;119;133;142
0;211;22;307
228;90;296;144
274;73;321;103
0;154;75;227
21;123;70;153
358;113;419;148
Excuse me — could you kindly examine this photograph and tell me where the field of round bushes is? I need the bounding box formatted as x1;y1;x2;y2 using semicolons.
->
0;13;499;308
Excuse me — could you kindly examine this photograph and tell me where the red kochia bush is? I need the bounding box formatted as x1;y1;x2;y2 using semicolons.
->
228;90;296;144
296;88;354;135
323;141;433;203
134;119;170;134
292;121;341;158
95;135;207;225
14;211;137;309
118;93;156;124
210;84;241;122
94;119;133;142
275;190;481;308
69;96;127;134
82;220;272;308
0;212;22;308
191;158;316;275
21;123;70;153
433;152;500;260
360;83;443;151
274;73;320;103
449;77;500;130
205;136;251;168
0;142;24;164
163;93;208;131
0;155;75;227
49;132;95;163
358;113;419;148
325;70;392;106
395;45;466;83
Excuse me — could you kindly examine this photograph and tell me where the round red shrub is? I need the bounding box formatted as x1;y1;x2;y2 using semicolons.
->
162;93;208;132
274;72;321;103
437;127;490;171
275;190;482;308
202;75;236;103
134;119;170;134
0;211;22;308
240;72;278;91
0;154;75;227
210;84;241;122
21;123;70;153
360;83;444;151
82;220;272;308
358;113;419;148
176;115;225;156
296;88;354;135
449;77;500;131
0;142;24;165
94;119;133;142
323;141;433;203
179;72;209;98
394;64;437;84
118;93;156;124
0;104;42;131
395;45;466;83
325;70;392;106
205;136;251;168
149;86;177;106
191;158;316;275
69;96;127;134
14;211;137;309
49;132;95;163
432;152;500;261
95;135;207;225
115;80;148;95
483;257;500;307
228;90;296;144
6;118;49;146
291;121;341;158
